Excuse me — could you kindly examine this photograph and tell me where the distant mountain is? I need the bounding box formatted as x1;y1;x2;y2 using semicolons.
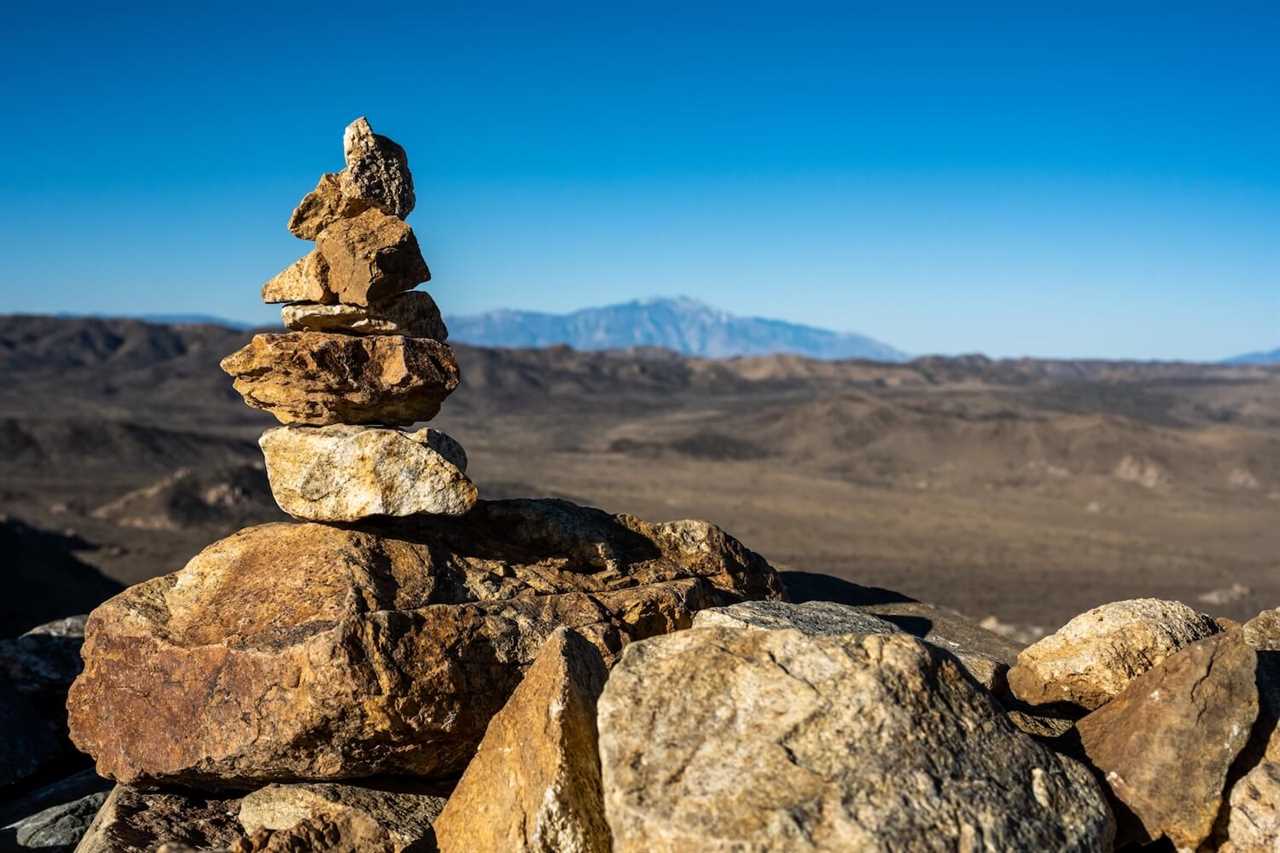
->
1225;347;1280;365
449;297;908;361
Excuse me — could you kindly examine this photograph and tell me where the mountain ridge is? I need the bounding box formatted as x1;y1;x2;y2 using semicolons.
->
448;296;909;362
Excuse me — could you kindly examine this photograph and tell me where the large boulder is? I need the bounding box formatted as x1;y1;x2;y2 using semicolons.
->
598;627;1114;852
281;291;447;339
434;627;610;853
238;781;447;853
220;332;459;426
74;785;246;853
1008;598;1221;710
67;499;782;788
259;425;476;521
1075;630;1260;849
314;209;429;307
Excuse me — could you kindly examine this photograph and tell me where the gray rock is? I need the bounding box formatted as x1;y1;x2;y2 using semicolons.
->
340;117;415;219
3;791;106;852
598;627;1114;852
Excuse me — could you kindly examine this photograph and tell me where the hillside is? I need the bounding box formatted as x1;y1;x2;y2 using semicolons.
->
449;296;908;361
2;314;1279;637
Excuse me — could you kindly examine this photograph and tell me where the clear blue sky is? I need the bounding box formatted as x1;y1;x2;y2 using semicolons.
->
2;1;1277;360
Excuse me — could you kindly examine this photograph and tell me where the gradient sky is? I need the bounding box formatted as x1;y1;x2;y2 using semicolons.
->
2;1;1277;359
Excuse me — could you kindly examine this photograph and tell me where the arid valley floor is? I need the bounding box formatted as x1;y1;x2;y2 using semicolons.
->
3;314;1278;640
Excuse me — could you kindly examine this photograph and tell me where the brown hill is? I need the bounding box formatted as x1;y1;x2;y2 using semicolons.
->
1;314;1277;636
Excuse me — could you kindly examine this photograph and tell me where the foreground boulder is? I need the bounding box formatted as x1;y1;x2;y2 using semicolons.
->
434;627;610;853
68;499;781;787
260;425;476;521
1076;630;1260;849
1008;598;1220;710
598;627;1114;852
220;332;460;426
281;291;447;339
238;781;447;852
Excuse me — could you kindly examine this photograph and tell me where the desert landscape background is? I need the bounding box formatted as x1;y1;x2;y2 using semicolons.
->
4;312;1277;641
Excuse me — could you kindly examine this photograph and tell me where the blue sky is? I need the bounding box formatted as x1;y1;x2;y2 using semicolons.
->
2;2;1277;360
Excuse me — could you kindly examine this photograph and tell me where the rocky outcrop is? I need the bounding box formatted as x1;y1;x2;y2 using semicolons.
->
598;627;1114;851
68;500;781;787
238;781;447;853
260;424;475;520
281;291;447;339
1076;630;1260;849
1008;598;1221;710
220;332;459;426
314;209;429;307
434;627;610;853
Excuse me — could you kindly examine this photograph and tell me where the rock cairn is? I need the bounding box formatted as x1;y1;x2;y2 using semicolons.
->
42;120;1280;852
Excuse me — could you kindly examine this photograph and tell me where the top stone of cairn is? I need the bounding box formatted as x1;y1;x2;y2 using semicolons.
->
288;117;416;239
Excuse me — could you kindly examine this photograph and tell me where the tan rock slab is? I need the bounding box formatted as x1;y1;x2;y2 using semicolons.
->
219;332;459;426
260;250;333;304
67;499;783;787
1224;761;1280;852
434;627;610;853
238;781;447;853
260;424;476;521
1009;597;1221;710
599;627;1114;852
287;172;372;241
1076;630;1260;849
281;291;448;339
315;208;428;307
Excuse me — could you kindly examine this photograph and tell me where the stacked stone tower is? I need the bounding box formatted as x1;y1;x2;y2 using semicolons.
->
221;117;477;522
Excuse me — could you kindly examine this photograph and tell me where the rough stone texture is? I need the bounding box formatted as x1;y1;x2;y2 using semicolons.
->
260;425;476;521
67;499;782;787
1009;598;1221;710
1224;761;1280;852
260;251;333;305
287;173;372;241
1243;608;1280;650
693;599;1009;692
238;781;447;853
692;599;899;635
340;117;415;219
1076;631;1259;850
4;790;107;852
434;627;610;853
281;291;447;339
0;769;112;830
599;627;1114;852
315;209;429;307
73;785;246;853
219;332;459;426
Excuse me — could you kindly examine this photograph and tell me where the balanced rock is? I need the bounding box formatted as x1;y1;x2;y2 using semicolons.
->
287;173;371;241
434;627;610;853
1076;630;1259;849
1008;598;1221;710
260;251;333;304
238;781;447;853
598;627;1114;852
219;332;459;426
67;500;781;787
75;785;246;853
315;209;429;306
281;291;447;339
260;424;475;521
341;117;415;219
